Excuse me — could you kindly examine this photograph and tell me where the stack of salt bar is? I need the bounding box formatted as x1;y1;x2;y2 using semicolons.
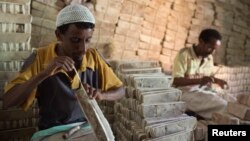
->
0;0;40;140
213;66;250;97
31;0;60;47
109;60;196;141
194;66;250;141
210;93;250;125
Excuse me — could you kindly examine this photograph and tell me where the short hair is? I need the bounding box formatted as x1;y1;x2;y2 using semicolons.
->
199;28;222;43
57;22;95;34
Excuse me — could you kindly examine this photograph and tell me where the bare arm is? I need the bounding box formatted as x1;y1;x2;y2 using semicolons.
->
101;86;125;101
213;77;228;89
173;77;202;87
3;72;48;109
3;56;75;109
173;76;215;87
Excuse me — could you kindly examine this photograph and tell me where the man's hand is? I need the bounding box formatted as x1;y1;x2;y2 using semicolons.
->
82;83;103;100
43;56;75;76
199;76;214;87
213;77;228;89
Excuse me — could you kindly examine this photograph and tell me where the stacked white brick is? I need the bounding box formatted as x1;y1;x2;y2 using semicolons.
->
0;0;39;140
0;0;32;108
213;66;250;97
91;0;122;57
109;60;196;141
211;93;250;125
31;0;60;47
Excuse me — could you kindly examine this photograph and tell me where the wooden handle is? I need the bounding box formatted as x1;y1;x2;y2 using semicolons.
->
62;125;81;139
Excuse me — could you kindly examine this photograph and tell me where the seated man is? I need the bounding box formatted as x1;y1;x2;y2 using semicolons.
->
3;4;125;140
172;28;229;119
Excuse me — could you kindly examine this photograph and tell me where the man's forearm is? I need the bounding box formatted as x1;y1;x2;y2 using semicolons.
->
101;86;125;101
3;72;48;109
173;77;201;87
213;77;228;89
213;77;222;84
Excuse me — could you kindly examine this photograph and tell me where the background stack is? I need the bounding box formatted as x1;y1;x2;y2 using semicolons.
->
92;0;122;58
108;60;197;141
0;0;39;140
194;93;250;141
213;66;250;98
191;66;250;141
30;0;250;71
31;0;61;48
28;0;250;71
92;0;250;71
209;92;250;125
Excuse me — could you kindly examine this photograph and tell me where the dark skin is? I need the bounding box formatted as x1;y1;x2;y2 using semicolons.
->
173;38;228;89
3;24;125;109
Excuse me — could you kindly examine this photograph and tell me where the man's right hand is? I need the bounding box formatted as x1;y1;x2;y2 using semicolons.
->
82;83;102;100
42;56;75;76
199;76;214;87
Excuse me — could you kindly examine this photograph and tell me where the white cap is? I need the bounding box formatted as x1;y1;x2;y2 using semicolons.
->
56;4;95;27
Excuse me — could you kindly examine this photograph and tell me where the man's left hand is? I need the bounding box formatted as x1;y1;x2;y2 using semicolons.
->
213;77;228;89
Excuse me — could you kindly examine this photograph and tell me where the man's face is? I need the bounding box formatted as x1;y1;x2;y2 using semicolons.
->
200;38;221;58
57;24;94;63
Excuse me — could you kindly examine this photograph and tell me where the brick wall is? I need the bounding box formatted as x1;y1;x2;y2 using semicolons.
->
31;0;250;72
0;0;38;140
92;0;250;71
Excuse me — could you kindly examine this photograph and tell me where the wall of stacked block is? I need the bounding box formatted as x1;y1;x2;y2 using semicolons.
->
31;0;250;72
0;0;39;140
109;60;197;141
